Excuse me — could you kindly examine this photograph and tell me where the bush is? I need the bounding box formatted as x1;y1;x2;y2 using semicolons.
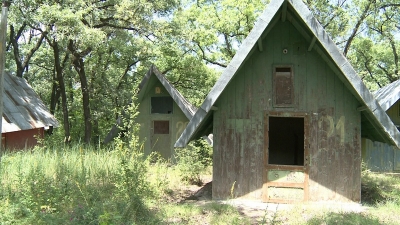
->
175;139;212;186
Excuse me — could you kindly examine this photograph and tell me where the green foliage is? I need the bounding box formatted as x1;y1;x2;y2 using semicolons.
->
306;212;382;225
0;142;158;224
175;139;213;185
7;0;399;144
361;168;400;206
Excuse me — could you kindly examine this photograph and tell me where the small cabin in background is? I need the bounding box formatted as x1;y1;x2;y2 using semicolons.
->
104;65;209;159
362;79;400;172
175;0;400;203
2;72;58;150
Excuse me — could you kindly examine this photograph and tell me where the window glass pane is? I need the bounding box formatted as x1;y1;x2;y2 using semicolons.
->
151;97;173;114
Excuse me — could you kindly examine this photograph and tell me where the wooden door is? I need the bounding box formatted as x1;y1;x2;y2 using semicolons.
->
151;120;171;159
262;113;309;203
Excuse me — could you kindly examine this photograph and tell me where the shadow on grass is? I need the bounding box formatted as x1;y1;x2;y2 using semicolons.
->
307;212;383;225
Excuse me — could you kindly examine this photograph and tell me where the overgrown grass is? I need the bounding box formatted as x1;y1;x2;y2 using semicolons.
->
1;145;399;224
0;144;161;224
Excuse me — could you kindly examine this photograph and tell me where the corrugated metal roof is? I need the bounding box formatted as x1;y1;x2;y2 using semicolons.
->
374;79;400;111
2;72;58;133
175;0;400;148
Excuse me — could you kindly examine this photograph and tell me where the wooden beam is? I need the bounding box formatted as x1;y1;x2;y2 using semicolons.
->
257;39;263;52
281;1;288;22
308;36;316;51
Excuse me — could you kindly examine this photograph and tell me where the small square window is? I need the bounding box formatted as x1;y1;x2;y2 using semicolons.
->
153;121;169;134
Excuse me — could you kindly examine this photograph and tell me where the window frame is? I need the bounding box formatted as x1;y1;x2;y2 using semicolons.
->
273;65;294;108
150;96;173;114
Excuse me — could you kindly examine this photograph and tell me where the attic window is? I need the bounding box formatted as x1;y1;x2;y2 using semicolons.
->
273;66;294;107
151;96;173;114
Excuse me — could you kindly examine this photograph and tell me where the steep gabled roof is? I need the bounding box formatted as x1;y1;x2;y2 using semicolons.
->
374;79;400;111
137;65;197;119
175;0;400;148
2;72;58;133
103;65;198;143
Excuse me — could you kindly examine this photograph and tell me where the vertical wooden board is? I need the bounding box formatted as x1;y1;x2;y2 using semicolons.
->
323;63;336;200
252;52;264;198
331;74;344;200
307;50;327;200
235;67;245;119
271;21;283;65
315;53;328;110
233;69;245;197
251;48;267;198
304;47;320;112
291;28;307;111
213;93;224;198
214;79;239;198
212;90;228;199
212;102;221;198
280;21;292;65
344;83;361;201
308;112;319;200
239;63;250;197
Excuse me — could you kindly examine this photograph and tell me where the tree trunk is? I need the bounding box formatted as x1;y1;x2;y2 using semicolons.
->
53;41;71;142
48;69;60;135
68;40;92;144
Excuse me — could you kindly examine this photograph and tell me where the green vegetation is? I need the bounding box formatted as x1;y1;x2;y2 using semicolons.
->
4;0;399;145
1;145;399;224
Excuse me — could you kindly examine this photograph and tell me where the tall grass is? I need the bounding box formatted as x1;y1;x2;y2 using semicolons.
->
1;142;399;225
0;144;161;224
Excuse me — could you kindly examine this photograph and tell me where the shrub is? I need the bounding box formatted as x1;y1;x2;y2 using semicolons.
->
175;139;212;185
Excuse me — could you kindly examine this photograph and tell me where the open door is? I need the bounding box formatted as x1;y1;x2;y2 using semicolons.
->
262;112;309;203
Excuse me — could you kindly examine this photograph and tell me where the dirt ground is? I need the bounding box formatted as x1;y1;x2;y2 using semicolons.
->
171;176;368;224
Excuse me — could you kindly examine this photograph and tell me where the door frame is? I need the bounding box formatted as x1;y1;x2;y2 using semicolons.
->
151;119;171;158
262;111;310;203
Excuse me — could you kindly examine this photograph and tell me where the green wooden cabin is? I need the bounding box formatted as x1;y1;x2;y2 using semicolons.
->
362;80;400;172
175;0;400;203
104;65;199;159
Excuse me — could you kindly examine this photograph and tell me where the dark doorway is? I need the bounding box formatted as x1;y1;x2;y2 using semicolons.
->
268;117;304;165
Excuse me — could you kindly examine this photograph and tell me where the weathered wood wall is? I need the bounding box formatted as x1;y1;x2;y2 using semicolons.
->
362;101;399;173
136;79;189;159
2;128;44;150
362;138;400;172
212;20;361;202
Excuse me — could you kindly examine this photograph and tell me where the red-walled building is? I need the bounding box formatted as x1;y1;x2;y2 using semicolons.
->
2;72;58;150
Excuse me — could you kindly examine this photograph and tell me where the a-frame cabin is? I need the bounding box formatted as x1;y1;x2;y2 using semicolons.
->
175;0;400;203
104;65;199;159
